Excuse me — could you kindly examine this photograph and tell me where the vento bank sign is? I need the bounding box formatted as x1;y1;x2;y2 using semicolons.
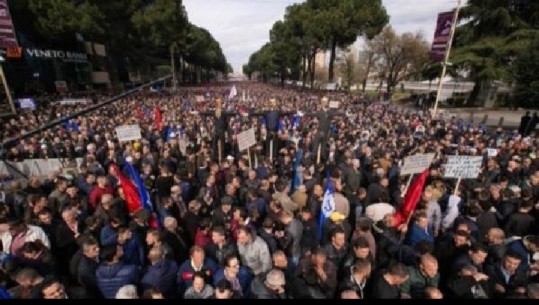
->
25;48;88;63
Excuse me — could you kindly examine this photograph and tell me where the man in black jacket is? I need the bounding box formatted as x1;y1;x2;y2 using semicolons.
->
485;250;529;298
75;236;101;299
205;226;237;266
369;262;409;299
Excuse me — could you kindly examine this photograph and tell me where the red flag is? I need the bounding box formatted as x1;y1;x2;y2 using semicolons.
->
135;106;144;121
109;164;142;214
154;106;163;131
393;169;429;228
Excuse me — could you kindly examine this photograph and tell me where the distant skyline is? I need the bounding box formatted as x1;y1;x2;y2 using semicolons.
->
184;0;458;74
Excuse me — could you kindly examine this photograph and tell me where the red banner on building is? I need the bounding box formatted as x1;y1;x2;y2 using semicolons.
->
431;11;454;61
0;0;18;49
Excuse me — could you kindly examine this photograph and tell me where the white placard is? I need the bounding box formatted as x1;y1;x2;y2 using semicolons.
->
444;156;483;179
18;98;36;110
179;138;188;156
237;128;256;151
329;101;340;109
487;148;498;157
115;125;142;142
196;95;205;103
400;153;435;176
59;98;92;105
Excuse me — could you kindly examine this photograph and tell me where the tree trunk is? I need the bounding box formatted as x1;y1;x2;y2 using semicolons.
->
468;81;483;106
310;55;316;89
328;39;337;83
362;57;373;92
302;52;307;88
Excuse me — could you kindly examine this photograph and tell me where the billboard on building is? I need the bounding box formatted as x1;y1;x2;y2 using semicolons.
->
0;0;19;49
431;11;455;61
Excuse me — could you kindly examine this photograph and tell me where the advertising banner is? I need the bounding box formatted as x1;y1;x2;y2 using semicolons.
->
0;0;18;49
431;11;455;61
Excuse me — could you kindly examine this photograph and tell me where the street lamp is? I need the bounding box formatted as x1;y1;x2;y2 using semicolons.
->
0;55;16;114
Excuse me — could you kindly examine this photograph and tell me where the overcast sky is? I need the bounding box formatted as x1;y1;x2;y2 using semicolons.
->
183;0;458;74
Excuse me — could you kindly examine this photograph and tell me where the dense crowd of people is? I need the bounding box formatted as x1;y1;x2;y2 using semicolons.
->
0;83;538;299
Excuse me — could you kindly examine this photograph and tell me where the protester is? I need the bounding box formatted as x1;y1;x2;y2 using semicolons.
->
0;83;538;299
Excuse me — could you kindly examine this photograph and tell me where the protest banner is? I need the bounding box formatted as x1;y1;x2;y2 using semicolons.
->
444;155;483;179
237;128;256;152
115;125;142;142
400;153;435;176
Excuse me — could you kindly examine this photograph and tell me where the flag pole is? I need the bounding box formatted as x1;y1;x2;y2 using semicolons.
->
316;144;321;164
432;0;462;117
269;139;273;162
247;147;252;169
454;177;462;195
401;174;414;198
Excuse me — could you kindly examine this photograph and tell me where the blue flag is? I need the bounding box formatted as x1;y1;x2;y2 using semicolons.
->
292;114;300;130
317;170;335;241
290;149;304;193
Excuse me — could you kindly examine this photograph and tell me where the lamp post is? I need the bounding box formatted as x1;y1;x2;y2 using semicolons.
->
0;55;16;114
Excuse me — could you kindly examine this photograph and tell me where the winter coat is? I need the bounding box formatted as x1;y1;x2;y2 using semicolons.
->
141;259;179;299
96;263;140;299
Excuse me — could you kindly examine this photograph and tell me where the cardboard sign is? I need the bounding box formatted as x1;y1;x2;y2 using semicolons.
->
487;148;498;157
329;101;340;109
237;128;256;151
444;156;483;179
115;125;142;142
400;153;435;176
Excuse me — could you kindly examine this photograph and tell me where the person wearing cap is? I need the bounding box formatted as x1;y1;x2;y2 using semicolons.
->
249;268;287;299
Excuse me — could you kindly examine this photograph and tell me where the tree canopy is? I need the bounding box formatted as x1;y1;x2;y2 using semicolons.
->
10;0;230;83
244;0;388;85
452;0;539;105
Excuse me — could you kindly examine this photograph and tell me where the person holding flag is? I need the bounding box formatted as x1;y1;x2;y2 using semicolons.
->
318;171;336;243
393;169;430;229
109;161;160;229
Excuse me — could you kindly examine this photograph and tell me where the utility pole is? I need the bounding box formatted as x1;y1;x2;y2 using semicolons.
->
432;0;462;117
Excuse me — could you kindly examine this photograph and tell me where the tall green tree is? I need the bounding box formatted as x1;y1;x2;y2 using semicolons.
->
269;20;301;86
513;39;539;108
453;0;539;105
307;0;388;82
284;3;326;87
